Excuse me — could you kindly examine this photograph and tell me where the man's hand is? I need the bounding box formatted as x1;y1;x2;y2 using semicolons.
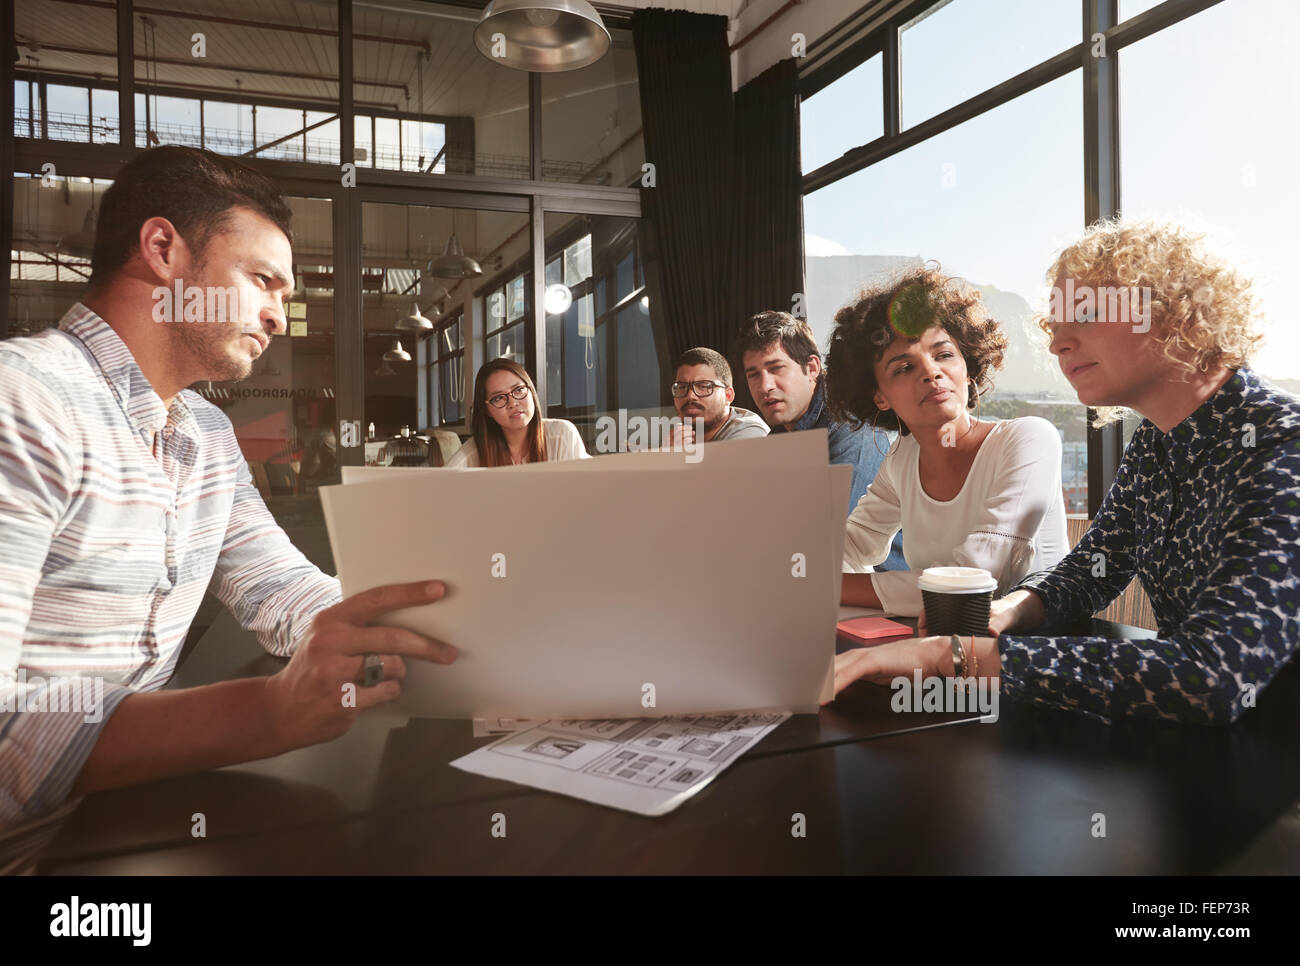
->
263;580;457;749
667;419;696;450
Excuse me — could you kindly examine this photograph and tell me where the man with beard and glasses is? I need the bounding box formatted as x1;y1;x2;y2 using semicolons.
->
666;347;769;449
0;146;457;873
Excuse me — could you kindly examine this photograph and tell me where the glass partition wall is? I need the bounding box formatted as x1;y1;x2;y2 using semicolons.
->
543;211;663;448
6;0;652;551
360;199;532;454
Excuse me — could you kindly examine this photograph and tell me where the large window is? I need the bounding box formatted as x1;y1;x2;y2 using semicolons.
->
1119;0;1300;392
800;0;1297;514
360;201;530;443
900;0;1079;128
801;53;883;174
541;31;643;186
9;174;102;335
8;0;648;484
132;0;340;164
543;212;661;446
427;313;466;427
483;273;528;364
804;72;1086;511
14;0;118;141
353;1;528;178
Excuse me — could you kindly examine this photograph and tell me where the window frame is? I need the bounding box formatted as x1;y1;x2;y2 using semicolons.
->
797;0;1229;515
4;0;646;458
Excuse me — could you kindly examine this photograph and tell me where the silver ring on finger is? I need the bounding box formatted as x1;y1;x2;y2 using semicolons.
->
362;653;384;687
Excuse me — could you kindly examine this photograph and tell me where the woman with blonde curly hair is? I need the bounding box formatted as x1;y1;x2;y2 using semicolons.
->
831;219;1300;725
827;265;1070;615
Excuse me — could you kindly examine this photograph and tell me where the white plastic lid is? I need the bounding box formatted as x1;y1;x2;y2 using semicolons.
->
916;566;997;594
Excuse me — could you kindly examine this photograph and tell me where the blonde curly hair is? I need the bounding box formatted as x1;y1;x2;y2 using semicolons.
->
1039;218;1262;424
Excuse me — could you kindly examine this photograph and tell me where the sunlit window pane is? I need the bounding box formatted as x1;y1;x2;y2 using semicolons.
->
801;54;883;172
901;0;1078;128
804;72;1087;511
1120;0;1300;386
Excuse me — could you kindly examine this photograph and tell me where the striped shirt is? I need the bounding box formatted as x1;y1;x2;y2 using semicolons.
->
0;303;341;866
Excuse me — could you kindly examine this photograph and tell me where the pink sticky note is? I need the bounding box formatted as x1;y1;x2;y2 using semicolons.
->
836;616;913;643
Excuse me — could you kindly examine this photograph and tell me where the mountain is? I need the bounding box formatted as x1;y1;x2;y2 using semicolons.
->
804;255;1073;397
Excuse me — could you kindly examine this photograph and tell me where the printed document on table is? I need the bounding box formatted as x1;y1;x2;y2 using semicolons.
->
451;712;791;816
471;717;533;737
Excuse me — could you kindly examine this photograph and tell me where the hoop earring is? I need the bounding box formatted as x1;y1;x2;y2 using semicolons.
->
870;409;889;457
969;378;982;422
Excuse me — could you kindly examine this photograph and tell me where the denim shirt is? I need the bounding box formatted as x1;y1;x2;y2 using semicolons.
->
1004;367;1300;724
787;379;907;570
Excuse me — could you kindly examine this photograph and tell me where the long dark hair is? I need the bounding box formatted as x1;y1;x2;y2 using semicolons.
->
469;358;547;467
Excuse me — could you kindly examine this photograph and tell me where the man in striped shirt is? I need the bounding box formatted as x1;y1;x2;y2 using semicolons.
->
0;147;458;872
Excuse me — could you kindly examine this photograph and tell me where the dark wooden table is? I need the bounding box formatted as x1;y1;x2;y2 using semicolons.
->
39;612;1300;874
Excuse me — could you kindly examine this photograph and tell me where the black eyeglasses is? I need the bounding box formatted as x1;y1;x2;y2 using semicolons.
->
487;385;531;408
670;380;726;398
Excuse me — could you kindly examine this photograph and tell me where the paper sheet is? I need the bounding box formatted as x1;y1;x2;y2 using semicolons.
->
821;463;852;704
451;712;791;816
321;430;841;719
471;717;533;737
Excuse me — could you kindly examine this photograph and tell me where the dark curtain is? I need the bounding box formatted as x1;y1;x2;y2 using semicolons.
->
730;57;804;410
632;8;804;406
632;9;736;383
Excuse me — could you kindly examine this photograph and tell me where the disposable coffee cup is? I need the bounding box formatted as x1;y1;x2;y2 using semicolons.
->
918;567;998;636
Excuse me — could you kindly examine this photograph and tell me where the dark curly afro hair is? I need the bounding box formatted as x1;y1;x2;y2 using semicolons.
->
825;265;1007;436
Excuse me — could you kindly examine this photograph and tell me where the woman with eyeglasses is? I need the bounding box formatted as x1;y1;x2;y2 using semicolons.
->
446;358;591;468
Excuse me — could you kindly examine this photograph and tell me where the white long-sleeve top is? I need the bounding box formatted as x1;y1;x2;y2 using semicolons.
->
446;418;591;467
843;416;1070;616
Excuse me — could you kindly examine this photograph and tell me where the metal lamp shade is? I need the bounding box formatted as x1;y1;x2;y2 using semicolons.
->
429;232;482;279
383;339;412;362
474;0;611;72
397;302;434;331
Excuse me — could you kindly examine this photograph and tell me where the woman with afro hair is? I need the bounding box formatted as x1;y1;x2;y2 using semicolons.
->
829;264;1070;617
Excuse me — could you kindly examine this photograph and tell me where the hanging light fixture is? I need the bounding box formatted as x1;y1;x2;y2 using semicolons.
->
474;0;610;72
429;210;482;279
60;180;98;257
383;339;412;362
397;302;433;331
397;207;438;331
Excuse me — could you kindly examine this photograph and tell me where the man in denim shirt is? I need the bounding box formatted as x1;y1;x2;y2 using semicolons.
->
739;311;906;570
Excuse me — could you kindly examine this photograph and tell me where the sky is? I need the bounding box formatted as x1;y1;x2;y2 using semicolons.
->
800;0;1300;384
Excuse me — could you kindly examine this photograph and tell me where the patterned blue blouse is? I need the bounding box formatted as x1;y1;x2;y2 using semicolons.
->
999;367;1300;724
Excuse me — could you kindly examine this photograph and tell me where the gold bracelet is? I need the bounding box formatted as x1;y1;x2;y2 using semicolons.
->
959;637;971;680
970;635;979;680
